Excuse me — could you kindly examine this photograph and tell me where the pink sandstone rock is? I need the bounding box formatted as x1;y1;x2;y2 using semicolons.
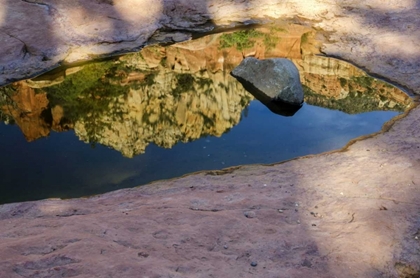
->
0;0;420;277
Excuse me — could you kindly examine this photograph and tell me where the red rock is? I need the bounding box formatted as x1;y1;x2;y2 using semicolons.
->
0;1;419;277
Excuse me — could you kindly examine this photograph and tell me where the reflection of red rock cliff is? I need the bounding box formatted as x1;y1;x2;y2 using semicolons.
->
2;82;50;142
1;82;71;141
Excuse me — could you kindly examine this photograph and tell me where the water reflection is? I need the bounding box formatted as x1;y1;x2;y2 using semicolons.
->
0;23;412;203
1;25;411;155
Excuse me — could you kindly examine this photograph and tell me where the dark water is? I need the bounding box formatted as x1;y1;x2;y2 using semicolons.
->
0;101;401;204
0;24;412;204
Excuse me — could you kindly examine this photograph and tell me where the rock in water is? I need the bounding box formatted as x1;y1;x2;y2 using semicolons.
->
231;57;304;105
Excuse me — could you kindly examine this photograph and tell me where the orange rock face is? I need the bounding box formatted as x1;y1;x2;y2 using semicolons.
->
2;82;50;141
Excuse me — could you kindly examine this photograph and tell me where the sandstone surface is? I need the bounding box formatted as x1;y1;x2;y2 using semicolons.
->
0;0;420;277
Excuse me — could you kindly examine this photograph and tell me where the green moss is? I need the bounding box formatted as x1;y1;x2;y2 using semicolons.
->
351;76;373;87
301;32;310;44
219;29;263;51
263;35;279;51
271;26;288;33
219;28;281;51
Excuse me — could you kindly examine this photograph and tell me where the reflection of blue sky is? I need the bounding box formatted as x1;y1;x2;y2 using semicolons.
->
0;101;399;203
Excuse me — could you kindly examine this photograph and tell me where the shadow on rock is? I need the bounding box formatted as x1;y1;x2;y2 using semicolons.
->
231;73;302;116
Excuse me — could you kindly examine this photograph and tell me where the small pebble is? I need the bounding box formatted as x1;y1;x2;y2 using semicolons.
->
278;209;284;213
244;211;256;218
250;262;258;267
224;245;228;249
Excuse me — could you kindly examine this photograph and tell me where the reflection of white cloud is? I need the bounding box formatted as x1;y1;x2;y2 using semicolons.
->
299;106;399;135
82;166;139;189
298;105;345;126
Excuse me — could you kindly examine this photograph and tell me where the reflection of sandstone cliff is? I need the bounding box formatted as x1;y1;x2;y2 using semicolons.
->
1;83;50;141
1;77;72;142
73;24;411;157
296;56;412;113
124;24;411;114
0;23;411;155
0;82;71;141
74;70;252;157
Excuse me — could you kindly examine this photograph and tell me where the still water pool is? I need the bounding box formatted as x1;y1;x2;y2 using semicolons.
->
0;101;401;204
0;24;412;204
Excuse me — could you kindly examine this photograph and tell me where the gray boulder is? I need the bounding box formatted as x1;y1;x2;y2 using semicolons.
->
231;57;304;105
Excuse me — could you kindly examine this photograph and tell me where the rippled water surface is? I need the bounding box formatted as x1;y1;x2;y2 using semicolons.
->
0;23;412;204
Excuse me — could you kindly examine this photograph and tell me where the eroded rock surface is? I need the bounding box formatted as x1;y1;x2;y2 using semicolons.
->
0;1;420;277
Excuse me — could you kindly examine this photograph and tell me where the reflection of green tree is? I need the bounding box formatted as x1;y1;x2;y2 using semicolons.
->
43;61;129;142
303;81;406;114
172;74;195;98
130;72;157;90
339;77;347;87
0;86;17;124
171;73;217;101
351;76;373;88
